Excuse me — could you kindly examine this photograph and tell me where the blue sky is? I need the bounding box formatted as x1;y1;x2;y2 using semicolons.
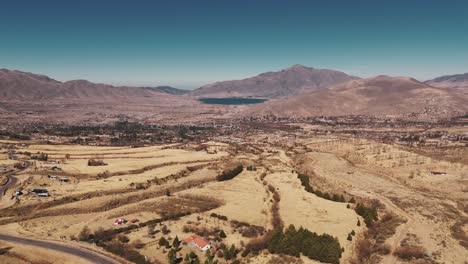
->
1;0;467;89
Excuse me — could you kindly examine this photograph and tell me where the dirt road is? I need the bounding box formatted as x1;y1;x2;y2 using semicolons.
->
0;234;120;264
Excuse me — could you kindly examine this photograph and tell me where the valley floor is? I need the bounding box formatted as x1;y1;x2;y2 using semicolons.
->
0;131;466;264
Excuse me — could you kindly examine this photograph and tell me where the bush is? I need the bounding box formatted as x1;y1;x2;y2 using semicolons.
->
102;239;148;264
88;159;107;166
393;246;426;260
356;238;373;261
159;237;170;248
210;212;228;221
355;203;378;227
78;226;92;241
219;230;227;238
245;230;274;253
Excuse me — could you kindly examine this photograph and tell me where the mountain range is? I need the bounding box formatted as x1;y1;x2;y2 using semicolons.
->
0;69;187;102
425;72;468;89
0;66;467;123
249;75;468;119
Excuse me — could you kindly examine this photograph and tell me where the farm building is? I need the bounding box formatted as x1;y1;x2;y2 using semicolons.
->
183;235;211;251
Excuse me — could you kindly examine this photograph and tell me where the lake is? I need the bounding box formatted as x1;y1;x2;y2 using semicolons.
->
198;97;268;105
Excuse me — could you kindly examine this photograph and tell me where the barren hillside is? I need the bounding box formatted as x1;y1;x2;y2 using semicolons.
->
426;72;468;89
247;76;468;120
190;64;358;98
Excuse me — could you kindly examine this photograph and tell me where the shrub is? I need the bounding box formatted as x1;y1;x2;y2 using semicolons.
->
117;235;130;243
102;239;148;264
132;239;145;249
355;203;378;227
210;212;228;221
88;159;107;166
159;237;170;248
219;230;227;238
78;226;92;241
393;246;426;260
356;238;373;261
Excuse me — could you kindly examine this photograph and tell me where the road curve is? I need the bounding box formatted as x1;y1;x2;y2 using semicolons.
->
0;174;18;196
1;160;32;197
0;234;121;264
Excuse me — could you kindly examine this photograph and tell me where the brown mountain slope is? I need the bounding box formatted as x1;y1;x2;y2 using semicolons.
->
0;69;225;124
190;64;359;98
426;72;468;89
0;69;173;103
247;76;468;119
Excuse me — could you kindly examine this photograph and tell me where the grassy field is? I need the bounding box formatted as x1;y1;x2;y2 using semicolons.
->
1;134;466;264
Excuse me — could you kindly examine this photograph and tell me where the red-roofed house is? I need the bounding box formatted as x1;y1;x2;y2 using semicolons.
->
183;235;211;251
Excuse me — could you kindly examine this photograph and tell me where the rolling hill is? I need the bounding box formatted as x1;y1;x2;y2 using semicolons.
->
247;76;468;120
426;72;468;89
146;86;190;95
0;69;183;102
190;64;359;98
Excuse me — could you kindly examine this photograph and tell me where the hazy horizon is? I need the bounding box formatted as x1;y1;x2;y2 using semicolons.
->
1;0;467;89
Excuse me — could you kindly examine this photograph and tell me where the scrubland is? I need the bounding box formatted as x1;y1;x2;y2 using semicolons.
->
0;130;466;264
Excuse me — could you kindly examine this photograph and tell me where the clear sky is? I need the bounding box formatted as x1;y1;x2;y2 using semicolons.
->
1;0;467;89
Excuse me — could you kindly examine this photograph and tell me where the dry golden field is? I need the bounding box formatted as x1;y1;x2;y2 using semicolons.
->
1;132;467;264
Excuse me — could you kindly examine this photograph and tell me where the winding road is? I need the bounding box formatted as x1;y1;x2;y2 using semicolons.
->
0;173;18;196
0;161;30;196
0;234;120;264
1;162;121;263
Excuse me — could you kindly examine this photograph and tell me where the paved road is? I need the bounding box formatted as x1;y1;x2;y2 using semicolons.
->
0;161;31;196
0;234;120;264
0;174;17;196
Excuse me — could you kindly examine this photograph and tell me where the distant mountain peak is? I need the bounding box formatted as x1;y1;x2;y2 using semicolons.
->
426;72;468;89
190;65;358;98
285;64;313;70
247;75;468;120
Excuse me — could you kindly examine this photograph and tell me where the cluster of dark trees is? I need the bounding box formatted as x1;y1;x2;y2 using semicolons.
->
268;225;342;264
297;174;346;203
216;165;243;181
0;131;31;140
222;244;238;260
31;152;48;161
12;121;231;145
355;203;378;227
